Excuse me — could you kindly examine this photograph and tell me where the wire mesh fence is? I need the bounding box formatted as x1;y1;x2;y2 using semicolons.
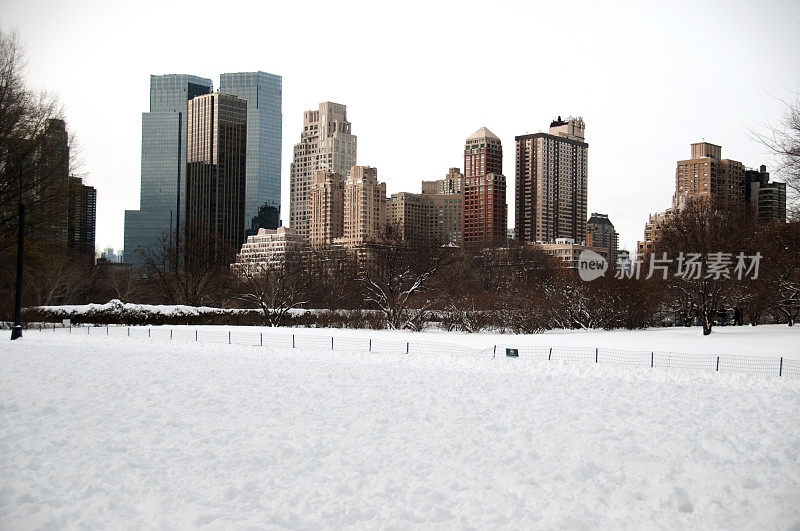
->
25;323;797;378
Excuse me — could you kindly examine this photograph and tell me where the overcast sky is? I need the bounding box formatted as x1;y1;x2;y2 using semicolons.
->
5;0;800;253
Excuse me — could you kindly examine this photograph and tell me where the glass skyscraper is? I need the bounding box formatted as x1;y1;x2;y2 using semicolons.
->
219;71;282;232
124;74;213;265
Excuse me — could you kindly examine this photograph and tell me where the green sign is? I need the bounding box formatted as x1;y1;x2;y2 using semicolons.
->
506;348;519;358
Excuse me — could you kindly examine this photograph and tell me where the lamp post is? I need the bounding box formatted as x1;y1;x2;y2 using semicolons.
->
1;138;24;340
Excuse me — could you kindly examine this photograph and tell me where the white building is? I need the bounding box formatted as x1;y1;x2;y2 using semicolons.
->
231;226;306;275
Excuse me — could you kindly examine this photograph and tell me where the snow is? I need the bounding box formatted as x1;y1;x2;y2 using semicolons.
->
178;323;800;359
2;333;800;528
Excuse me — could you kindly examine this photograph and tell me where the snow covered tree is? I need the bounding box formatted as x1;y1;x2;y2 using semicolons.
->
360;225;460;330
237;250;311;327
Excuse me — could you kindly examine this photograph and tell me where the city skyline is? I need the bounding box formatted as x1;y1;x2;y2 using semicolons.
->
5;0;799;254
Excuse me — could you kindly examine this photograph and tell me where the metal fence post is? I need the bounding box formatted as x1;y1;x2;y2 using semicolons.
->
69;325;71;333
260;332;263;346
228;331;231;345
716;356;719;372
87;326;90;335
406;342;409;354
148;328;150;338
106;326;109;336
170;329;173;340
292;334;295;348
369;339;372;352
548;347;552;361
128;327;130;337
595;348;598;363
651;352;654;368
195;330;198;341
779;356;783;377
331;337;334;350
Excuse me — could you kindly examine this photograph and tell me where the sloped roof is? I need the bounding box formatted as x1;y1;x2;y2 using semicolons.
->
468;126;500;141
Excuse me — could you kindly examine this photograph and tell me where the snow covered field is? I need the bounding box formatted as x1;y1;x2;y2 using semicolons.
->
2;333;800;528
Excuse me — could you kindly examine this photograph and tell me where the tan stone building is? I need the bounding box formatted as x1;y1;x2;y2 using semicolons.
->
289;102;357;240
422;167;464;195
586;213;619;265
310;170;344;248
636;209;673;258
537;238;608;268
515;116;588;245
337;166;386;248
673;142;744;210
388;190;463;246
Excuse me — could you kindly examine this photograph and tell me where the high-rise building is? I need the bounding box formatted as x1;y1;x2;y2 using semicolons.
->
636;209;673;258
219;72;282;231
586;212;618;266
185;92;248;261
389;190;463;246
744;165;787;222
463;127;506;248
289;102;357;240
124;74;213;265
673;142;745;210
515;116;588;244
338;166;386;248
67;176;96;259
422;167;463;195
310;170;344;247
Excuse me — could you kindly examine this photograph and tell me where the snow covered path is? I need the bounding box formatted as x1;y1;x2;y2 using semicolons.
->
2;335;799;528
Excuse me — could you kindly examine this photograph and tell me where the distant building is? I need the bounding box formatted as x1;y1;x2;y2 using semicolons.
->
422;167;463;196
515;116;588;244
338;166;386;248
186;92;248;261
124;74;214;266
586;213;618;266
231;226;306;275
310;170;344;248
537;238;608;268
616;249;632;272
463;127;506;248
67;176;96;259
673;142;744;210
218;71;282;232
290;102;357;240
744;165;787;222
100;247;122;263
388;190;463;246
636;209;673;258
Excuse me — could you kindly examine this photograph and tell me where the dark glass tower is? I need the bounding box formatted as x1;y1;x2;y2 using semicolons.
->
123;74;213;264
219;71;282;232
186;93;248;262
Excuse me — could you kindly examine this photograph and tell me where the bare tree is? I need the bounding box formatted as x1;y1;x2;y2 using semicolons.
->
361;225;460;330
139;226;233;307
751;89;800;219
0;28;70;255
652;201;760;335
237;250;312;327
761;220;800;325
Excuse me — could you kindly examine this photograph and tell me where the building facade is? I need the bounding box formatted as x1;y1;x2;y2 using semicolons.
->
219;71;282;231
338;166;386;248
673;142;745;210
422;167;463;195
389;186;463;246
744;165;787;222
124;74;213;265
537;238;608;268
636;209;673;258
310;170;345;247
515;116;588;245
67;176;96;259
289;102;357;240
231;226;306;275
586;212;618;266
186;92;248;261
463;127;506;248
